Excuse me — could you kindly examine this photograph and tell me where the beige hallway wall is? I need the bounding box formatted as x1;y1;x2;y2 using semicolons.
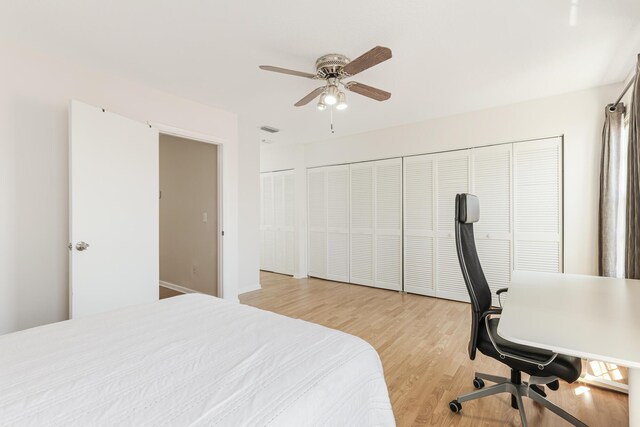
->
160;134;218;296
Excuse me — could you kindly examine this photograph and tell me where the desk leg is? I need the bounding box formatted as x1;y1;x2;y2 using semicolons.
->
631;368;640;427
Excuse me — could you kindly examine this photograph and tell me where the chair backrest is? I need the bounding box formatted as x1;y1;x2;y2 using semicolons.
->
454;193;492;360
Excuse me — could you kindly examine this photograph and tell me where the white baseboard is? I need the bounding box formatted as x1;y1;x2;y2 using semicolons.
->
293;274;308;279
159;280;198;294
239;283;262;295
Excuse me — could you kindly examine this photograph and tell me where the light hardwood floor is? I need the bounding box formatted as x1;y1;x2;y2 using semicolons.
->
240;271;628;427
159;286;183;299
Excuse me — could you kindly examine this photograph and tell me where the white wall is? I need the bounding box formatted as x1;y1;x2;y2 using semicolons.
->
0;44;241;334
237;120;261;293
261;83;625;278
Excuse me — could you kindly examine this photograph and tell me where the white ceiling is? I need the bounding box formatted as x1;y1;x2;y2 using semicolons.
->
2;0;640;144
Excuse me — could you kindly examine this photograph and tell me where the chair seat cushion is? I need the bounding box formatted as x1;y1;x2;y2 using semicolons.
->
477;318;582;382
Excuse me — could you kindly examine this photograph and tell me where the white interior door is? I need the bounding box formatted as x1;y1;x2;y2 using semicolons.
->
513;138;563;272
307;168;327;278
326;165;350;282
435;151;470;302
283;172;296;275
69;100;159;318
403;155;436;296
261;174;275;271
472;144;513;306
374;158;403;291
273;173;286;273
350;162;375;285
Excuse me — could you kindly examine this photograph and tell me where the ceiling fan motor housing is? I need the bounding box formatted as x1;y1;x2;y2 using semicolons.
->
315;54;350;78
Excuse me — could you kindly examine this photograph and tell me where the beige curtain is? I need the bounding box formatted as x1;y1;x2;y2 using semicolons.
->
599;103;626;277
627;56;640;279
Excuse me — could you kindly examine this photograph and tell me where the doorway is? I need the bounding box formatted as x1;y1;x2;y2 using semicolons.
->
159;134;220;297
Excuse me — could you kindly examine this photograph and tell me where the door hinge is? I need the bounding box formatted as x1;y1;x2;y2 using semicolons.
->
221;231;225;236
68;243;72;251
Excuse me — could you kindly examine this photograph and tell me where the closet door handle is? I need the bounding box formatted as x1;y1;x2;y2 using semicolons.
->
75;241;90;251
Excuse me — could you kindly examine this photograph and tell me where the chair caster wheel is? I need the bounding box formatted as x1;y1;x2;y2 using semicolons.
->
449;400;462;413
548;379;560;391
473;377;485;389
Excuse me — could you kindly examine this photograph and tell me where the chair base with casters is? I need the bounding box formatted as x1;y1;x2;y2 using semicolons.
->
449;369;587;427
450;193;587;427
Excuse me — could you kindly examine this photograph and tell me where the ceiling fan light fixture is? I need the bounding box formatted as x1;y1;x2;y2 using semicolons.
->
324;85;338;105
336;91;348;110
317;99;327;111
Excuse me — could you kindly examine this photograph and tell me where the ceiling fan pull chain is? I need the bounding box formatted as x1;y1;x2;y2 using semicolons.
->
330;107;335;134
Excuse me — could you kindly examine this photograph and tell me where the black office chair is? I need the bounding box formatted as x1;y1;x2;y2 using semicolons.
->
448;193;586;427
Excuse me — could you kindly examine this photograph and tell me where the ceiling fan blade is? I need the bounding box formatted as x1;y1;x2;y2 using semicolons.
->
342;46;392;76
294;87;325;107
259;65;317;79
345;82;391;101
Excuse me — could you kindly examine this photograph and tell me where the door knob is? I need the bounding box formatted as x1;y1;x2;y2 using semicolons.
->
76;241;90;251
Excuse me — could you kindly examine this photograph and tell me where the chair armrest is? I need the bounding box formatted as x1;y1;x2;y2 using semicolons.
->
483;311;558;370
495;287;508;308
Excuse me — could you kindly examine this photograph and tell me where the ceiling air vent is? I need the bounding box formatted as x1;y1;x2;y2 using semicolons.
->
260;125;280;133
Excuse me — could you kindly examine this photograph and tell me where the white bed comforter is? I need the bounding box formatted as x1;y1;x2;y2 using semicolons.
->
0;294;395;426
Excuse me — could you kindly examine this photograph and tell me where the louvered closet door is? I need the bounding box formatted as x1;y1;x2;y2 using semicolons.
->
282;172;296;275
435;151;470;302
403;155;435;296
273;173;286;274
350;162;375;285
375;158;403;290
326;165;350;282
261;173;275;272
513;138;563;273
308;168;327;278
472;144;512;307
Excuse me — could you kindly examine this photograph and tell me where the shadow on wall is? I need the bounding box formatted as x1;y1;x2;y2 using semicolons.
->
10;97;70;332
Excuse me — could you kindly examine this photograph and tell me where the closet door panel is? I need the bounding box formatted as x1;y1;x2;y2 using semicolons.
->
403;155;435;296
263;230;275;271
350;163;375;285
515;240;560;272
374;159;403;290
326;165;350;282
376;234;402;289
437;155;469;233
273;174;286;273
404;235;433;294
513;138;563;273
476;239;511;306
307;168;326;278
351;234;374;283
261;174;275;272
472;144;512;306
472;145;512;237
436;237;469;302
327;232;349;281
435;152;470;302
308;231;326;277
283;172;296;275
263;174;275;229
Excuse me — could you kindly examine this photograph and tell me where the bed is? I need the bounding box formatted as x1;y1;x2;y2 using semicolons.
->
0;294;395;426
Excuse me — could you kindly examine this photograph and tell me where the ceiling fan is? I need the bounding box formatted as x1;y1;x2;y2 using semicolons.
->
259;46;392;111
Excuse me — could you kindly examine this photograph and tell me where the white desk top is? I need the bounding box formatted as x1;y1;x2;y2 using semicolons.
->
497;270;640;369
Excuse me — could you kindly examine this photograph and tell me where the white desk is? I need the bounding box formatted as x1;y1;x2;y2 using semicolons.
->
498;271;640;426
